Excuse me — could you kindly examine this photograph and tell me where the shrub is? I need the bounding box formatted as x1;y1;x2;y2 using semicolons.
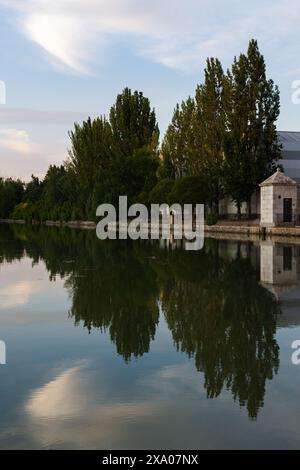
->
168;176;208;205
148;178;175;204
11;202;39;222
206;212;218;226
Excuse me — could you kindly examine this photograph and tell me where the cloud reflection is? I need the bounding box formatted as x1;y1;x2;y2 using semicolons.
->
23;361;161;449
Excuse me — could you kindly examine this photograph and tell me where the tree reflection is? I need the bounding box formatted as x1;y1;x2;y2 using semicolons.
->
67;242;159;361
161;247;280;419
0;224;281;417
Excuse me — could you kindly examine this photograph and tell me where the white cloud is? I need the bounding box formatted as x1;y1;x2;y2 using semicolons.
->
0;108;96;181
24;14;89;74
1;0;300;74
0;125;68;180
0;128;32;154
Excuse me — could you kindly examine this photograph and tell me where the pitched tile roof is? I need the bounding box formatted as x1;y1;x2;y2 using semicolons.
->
259;168;297;186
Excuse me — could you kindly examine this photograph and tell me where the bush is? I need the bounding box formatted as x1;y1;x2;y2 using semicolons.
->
206;212;218;226
148;178;175;204
168;176;208;205
11;202;39;222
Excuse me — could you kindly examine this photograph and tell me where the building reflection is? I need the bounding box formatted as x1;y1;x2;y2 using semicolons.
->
260;241;298;298
258;239;300;328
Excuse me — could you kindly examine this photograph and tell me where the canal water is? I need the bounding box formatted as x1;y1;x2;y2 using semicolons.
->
0;223;299;449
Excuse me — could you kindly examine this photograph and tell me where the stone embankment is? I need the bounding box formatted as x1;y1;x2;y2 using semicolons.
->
2;218;300;240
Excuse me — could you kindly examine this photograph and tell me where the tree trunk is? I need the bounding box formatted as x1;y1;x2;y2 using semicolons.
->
214;199;219;218
247;197;252;220
237;202;241;220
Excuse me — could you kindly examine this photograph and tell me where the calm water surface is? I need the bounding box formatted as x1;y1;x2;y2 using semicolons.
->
0;224;300;449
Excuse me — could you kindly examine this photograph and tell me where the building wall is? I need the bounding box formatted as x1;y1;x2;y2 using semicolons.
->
260;186;273;225
261;184;297;226
219;189;260;218
273;185;297;225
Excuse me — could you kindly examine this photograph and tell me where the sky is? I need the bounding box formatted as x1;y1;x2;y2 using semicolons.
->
0;0;300;180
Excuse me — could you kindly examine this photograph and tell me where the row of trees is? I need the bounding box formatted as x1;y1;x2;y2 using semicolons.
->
1;88;161;221
0;40;281;222
161;39;281;217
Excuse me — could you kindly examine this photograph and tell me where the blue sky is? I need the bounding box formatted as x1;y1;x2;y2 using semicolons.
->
0;0;300;180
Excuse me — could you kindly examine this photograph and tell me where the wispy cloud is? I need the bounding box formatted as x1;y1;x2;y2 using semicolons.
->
0;128;32;154
24;14;90;74
0;108;96;126
0;109;98;180
1;0;300;74
0;126;68;180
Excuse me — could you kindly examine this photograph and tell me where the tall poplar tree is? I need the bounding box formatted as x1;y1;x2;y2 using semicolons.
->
194;58;227;213
161;97;195;179
224;40;281;217
162;59;227;213
68;116;112;216
109;87;159;157
68;116;112;189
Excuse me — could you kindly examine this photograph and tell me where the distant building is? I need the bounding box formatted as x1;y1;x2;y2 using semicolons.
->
260;169;298;227
278;131;300;182
219;131;300;220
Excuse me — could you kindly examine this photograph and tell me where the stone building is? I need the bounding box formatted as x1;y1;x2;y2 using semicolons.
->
260;169;298;227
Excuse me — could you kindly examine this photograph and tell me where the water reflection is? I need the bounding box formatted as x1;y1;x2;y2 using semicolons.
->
1;224;299;420
260;241;298;297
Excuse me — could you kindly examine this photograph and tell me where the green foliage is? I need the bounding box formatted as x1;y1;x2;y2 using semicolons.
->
105;148;159;207
223;39;281;216
65;87;160;217
206;212;218;226
168;176;208;205
0;178;24;218
23;175;44;203
11;202;39;221
149;178;175;204
0;44;282;223
110;87;159;157
68;115;112;213
161;97;195;179
194;58;227;211
160;39;281;218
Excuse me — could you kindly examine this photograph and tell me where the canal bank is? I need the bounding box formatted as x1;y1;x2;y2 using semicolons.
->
3;218;300;240
205;222;300;239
